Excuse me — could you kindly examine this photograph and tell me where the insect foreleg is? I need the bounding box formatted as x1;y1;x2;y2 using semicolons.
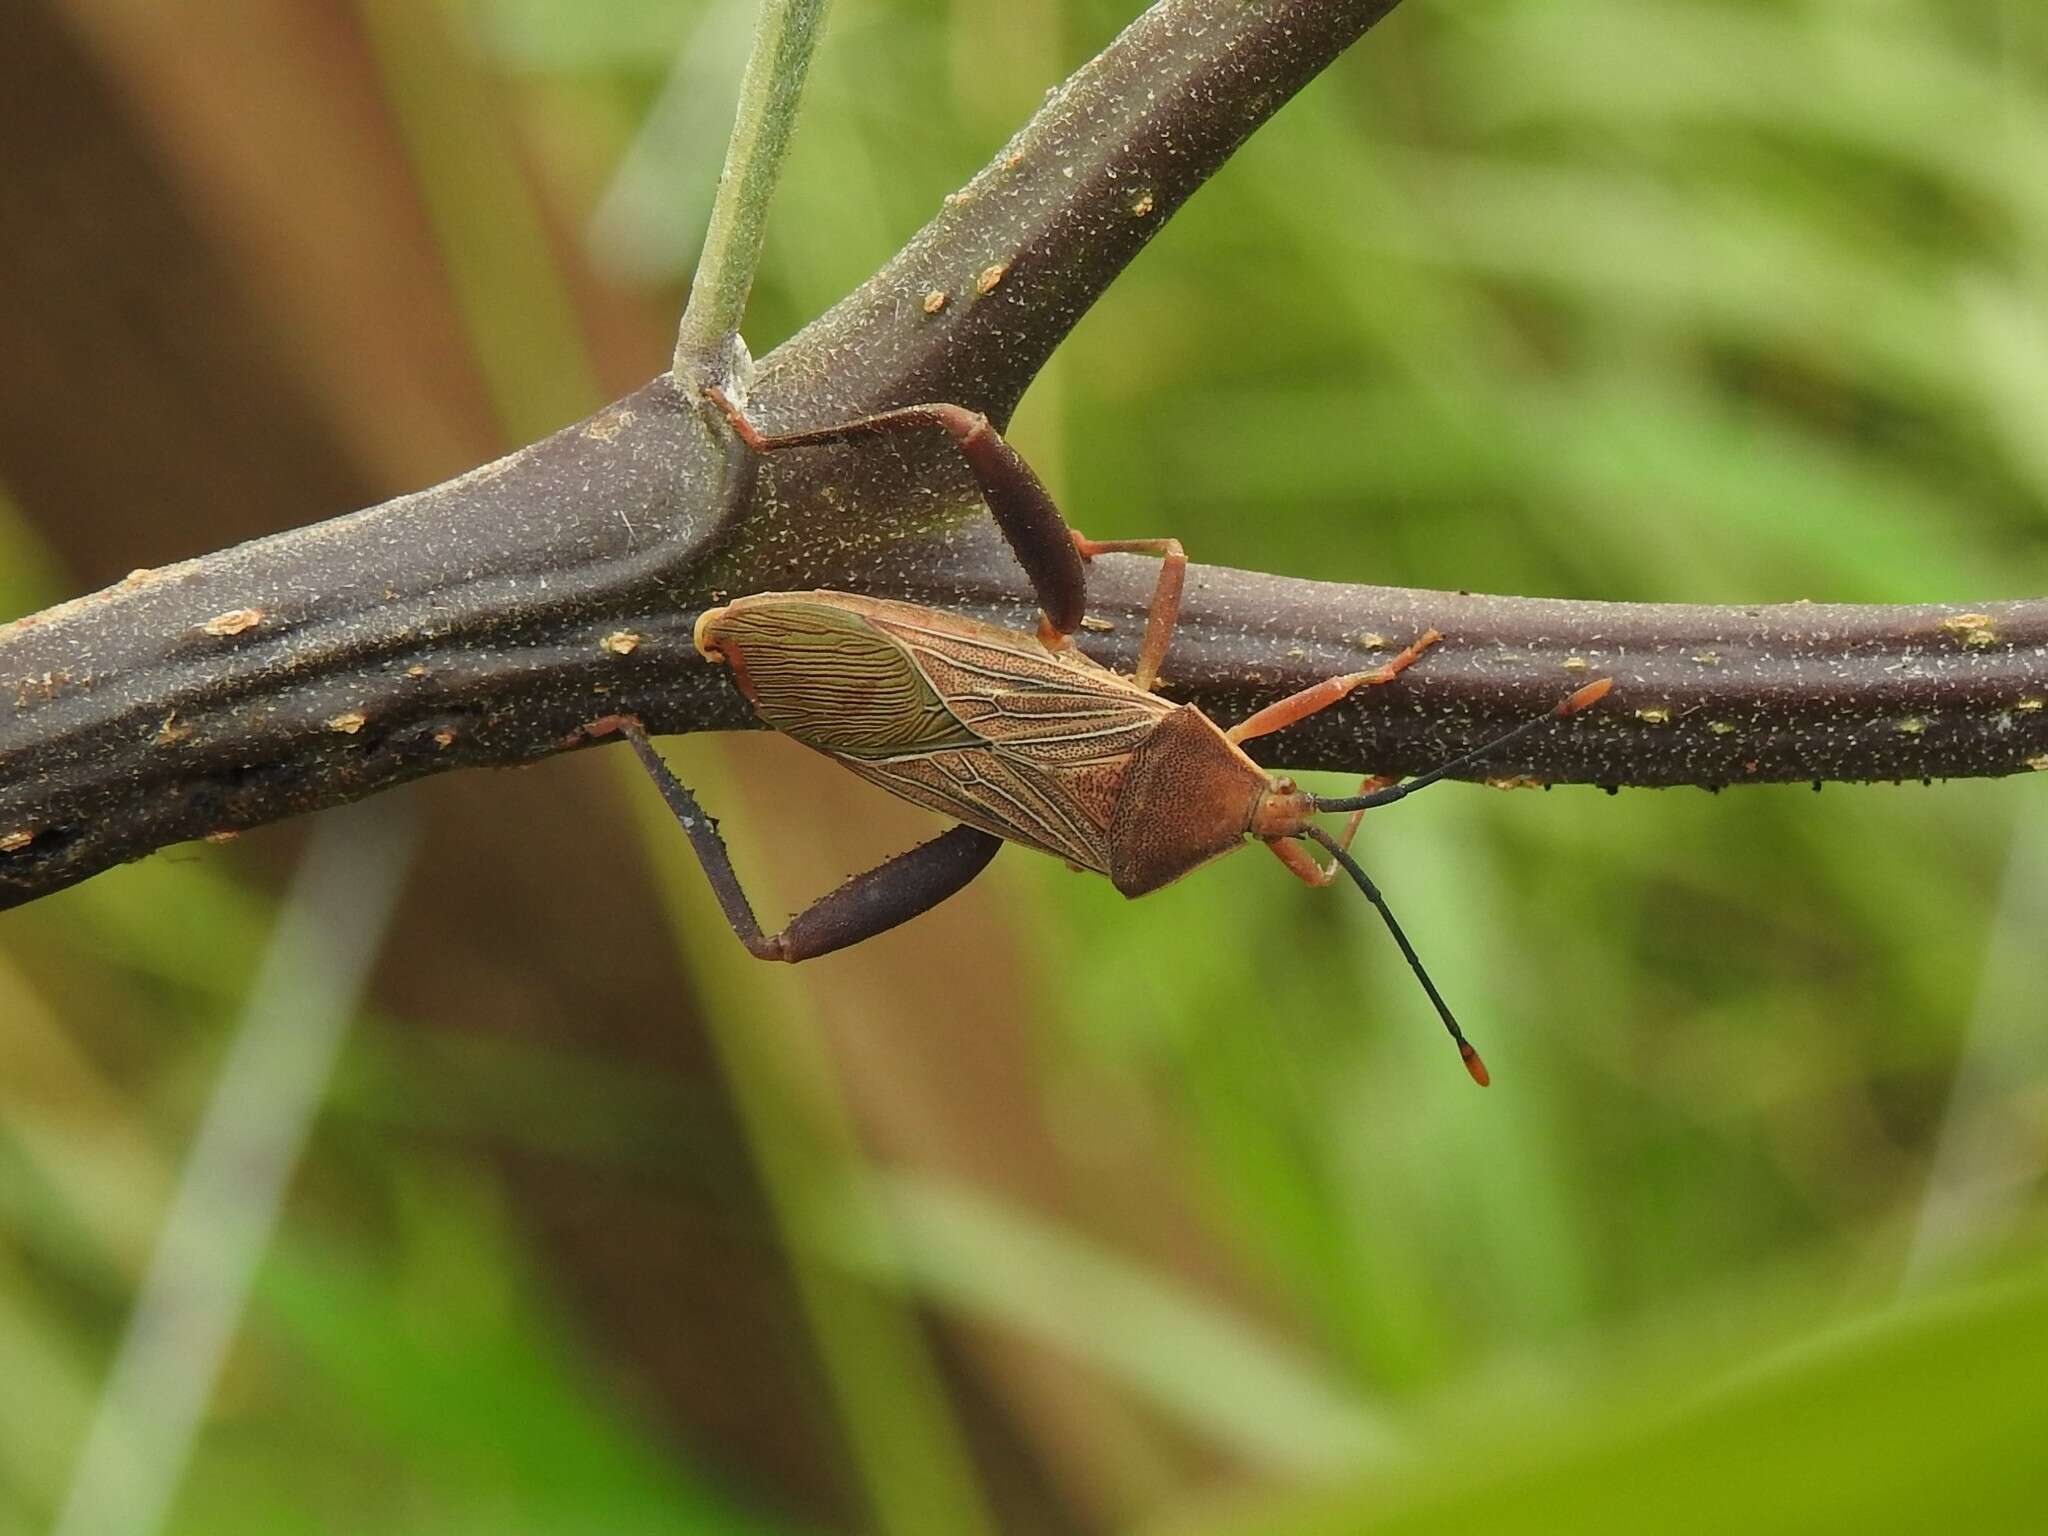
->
1270;775;1390;881
1267;835;1339;888
618;721;1002;961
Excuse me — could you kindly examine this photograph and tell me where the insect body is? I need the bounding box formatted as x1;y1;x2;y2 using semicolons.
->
606;388;1612;1084
698;589;1341;899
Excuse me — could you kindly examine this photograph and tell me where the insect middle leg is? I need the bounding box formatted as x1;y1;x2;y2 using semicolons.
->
1069;534;1186;693
1224;630;1442;747
614;720;1002;961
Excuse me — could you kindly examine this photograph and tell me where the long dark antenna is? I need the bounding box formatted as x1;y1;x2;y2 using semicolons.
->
1305;824;1488;1088
1314;677;1613;815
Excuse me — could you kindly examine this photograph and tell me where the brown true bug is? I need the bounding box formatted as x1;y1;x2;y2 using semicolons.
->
599;387;1612;1085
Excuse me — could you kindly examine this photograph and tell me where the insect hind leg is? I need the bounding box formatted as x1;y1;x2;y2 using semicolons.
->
613;718;1001;961
704;386;1088;642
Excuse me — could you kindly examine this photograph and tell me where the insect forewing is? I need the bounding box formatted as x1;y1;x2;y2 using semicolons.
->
705;593;1172;870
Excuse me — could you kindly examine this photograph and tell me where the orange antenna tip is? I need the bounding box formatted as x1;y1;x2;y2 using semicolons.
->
1460;1042;1491;1087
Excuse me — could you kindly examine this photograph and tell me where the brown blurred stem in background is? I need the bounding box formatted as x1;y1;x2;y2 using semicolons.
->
2;0;2045;913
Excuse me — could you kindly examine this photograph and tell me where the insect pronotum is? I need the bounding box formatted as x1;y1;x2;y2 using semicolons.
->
594;387;1612;1085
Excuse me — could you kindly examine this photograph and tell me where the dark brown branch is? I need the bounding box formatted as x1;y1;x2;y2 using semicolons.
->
2;0;2044;915
0;0;1411;909
1066;563;2048;786
757;0;1405;424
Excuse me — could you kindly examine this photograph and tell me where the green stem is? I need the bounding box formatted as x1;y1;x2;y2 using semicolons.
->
673;0;834;385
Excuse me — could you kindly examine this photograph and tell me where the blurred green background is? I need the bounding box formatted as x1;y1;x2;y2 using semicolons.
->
4;0;2048;1532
